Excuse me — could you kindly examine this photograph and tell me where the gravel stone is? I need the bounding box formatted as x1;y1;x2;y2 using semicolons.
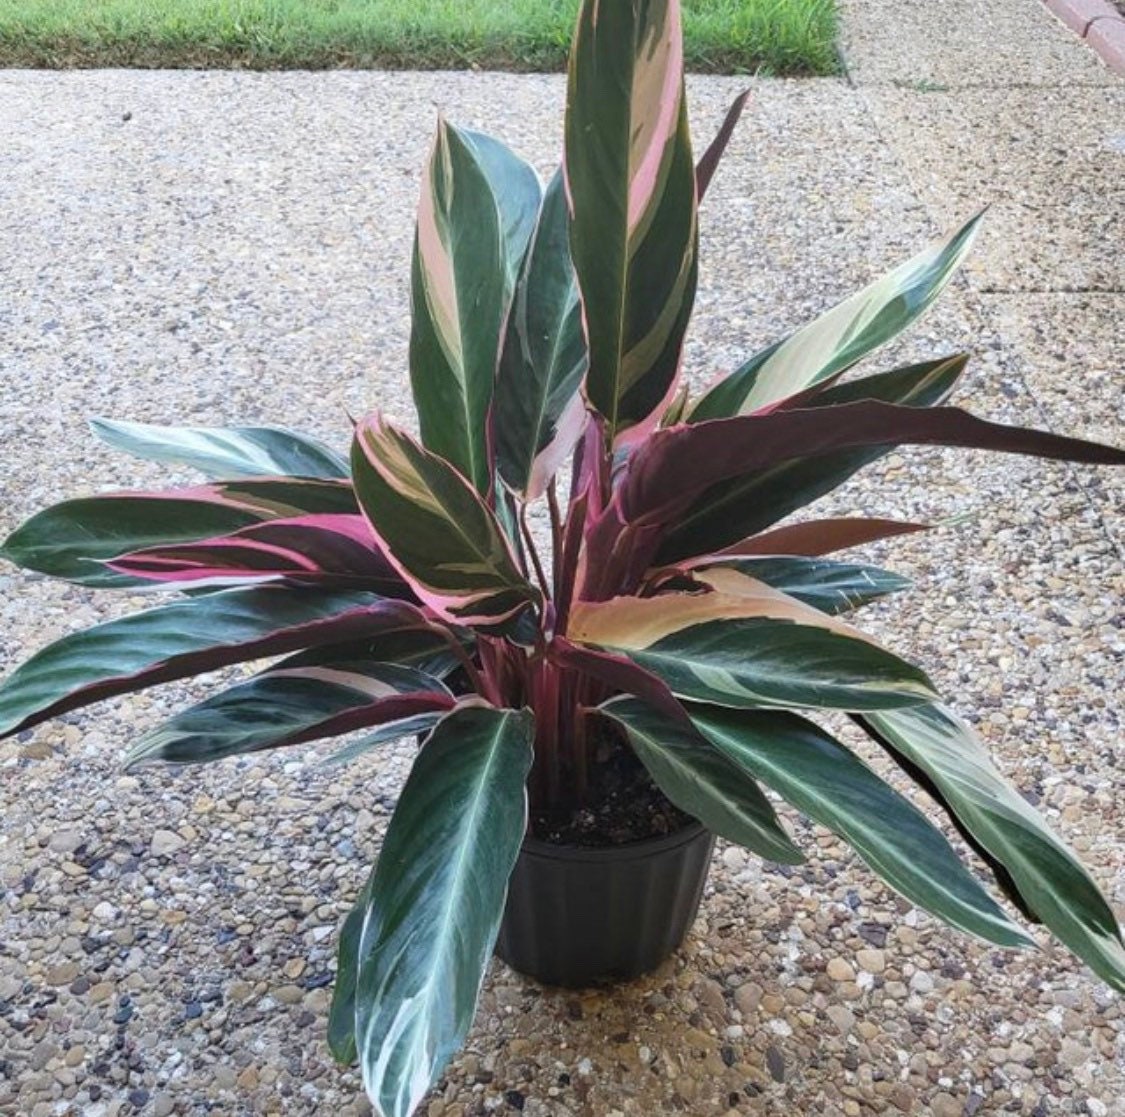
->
149;829;186;856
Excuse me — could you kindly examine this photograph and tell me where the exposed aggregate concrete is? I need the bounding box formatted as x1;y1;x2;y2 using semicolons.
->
1;49;1122;1117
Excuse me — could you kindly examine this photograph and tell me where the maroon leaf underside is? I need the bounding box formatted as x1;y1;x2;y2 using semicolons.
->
4;597;434;739
695;89;750;200
550;638;690;727
260;689;457;751
109;514;408;593
576;401;1122;604
713;517;930;559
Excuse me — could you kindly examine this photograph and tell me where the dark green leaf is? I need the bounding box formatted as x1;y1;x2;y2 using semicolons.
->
688;704;1032;948
409;122;541;493
125;662;453;767
351;706;534;1117
0;587;429;739
493;169;588;500
601;697;802;863
859;704;1125;991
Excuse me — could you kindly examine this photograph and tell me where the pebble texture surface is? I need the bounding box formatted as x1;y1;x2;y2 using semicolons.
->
1;2;1123;1112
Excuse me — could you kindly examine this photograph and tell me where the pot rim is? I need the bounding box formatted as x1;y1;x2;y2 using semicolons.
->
518;819;709;863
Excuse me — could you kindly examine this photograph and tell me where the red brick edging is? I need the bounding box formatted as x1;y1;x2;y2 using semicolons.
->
1043;0;1125;75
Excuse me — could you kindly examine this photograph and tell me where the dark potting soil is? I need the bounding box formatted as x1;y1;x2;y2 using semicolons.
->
529;742;693;847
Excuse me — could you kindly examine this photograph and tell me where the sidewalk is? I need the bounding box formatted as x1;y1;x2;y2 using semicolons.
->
840;0;1123;551
0;4;1121;1115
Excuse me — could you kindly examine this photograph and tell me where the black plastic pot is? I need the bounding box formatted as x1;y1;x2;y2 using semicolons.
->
494;822;715;987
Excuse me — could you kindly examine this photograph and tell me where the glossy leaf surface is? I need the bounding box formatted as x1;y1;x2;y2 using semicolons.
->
683;555;910;615
493;170;588;500
351;415;539;629
409;122;541;493
351;706;533;1117
0;588;429;739
565;0;698;442
860;704;1125;991
570;588;936;711
624;400;1125;563
688;704;1032;948
109;513;405;593
90;416;349;479
1;479;358;587
690;216;982;419
126;662;454;767
601;697;802;863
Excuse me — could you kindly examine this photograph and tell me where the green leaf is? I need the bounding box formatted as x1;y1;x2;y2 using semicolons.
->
688;704;1032;948
658;356;967;569
0;587;429;739
690;215;982;420
409;121;541;493
350;705;534;1117
351;414;539;630
570;589;936;712
689;556;910;615
89;417;349;479
565;0;698;442
859;704;1125;992
493;169;588;500
600;697;802;863
125;662;454;768
322;712;447;768
1;478;359;588
273;628;463;680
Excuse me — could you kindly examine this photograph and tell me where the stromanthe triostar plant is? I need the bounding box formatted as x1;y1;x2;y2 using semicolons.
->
2;0;1125;1113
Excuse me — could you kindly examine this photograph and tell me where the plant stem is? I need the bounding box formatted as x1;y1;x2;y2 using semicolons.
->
518;503;551;602
429;622;492;703
547;480;563;589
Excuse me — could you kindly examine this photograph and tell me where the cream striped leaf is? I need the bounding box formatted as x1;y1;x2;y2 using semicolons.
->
690;214;982;420
350;706;534;1117
409;121;541;493
564;0;698;444
687;704;1032;948
860;704;1125;992
351;414;540;630
569;583;936;712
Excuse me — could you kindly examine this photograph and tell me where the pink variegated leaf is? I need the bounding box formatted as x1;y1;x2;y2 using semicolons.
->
1;478;357;587
549;638;689;727
612;401;1125;566
410;121;541;494
108;513;410;596
125;660;455;767
0;587;433;740
568;585;936;712
565;0;698;444
351;414;540;631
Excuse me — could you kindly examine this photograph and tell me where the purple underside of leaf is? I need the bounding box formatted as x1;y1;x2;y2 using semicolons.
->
618;400;1125;528
550;639;690;727
712;517;929;559
695;89;750;200
107;514;405;589
0;589;433;740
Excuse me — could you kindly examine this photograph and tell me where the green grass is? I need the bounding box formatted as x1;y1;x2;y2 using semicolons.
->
0;0;839;75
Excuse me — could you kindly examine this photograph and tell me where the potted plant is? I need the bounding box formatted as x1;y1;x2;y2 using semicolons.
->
3;1;1124;1114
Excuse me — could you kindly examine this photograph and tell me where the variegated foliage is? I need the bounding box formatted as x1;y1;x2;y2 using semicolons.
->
2;0;1125;1114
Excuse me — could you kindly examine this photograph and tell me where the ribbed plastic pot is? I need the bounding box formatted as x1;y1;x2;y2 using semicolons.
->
494;822;715;987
